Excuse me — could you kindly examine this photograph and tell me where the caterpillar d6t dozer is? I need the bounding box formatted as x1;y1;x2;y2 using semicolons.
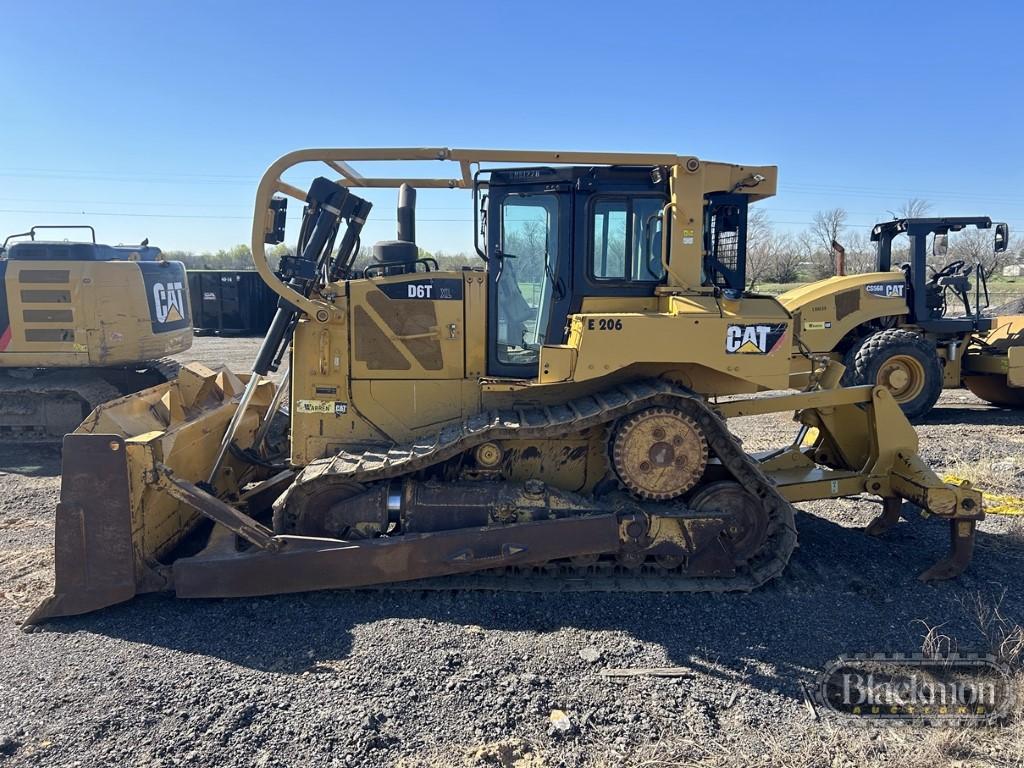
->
781;217;1024;419
29;149;984;623
0;225;192;440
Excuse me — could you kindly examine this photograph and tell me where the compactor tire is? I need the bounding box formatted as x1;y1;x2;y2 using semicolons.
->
847;329;942;420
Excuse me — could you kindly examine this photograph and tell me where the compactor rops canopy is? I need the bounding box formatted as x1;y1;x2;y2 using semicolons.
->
30;148;984;623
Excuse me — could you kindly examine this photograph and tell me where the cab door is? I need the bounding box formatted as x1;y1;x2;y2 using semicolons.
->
486;181;572;378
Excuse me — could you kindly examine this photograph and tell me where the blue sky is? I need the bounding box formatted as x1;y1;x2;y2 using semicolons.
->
2;0;1022;254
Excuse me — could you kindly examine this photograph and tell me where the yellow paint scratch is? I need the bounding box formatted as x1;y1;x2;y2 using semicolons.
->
943;475;1024;516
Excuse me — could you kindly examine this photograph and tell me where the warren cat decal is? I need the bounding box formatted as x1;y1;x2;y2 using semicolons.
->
295;399;348;416
865;282;906;299
725;323;788;354
138;262;191;333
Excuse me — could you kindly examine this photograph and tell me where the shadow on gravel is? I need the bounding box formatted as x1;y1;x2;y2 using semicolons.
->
918;405;1024;427
37;509;1021;707
0;445;60;478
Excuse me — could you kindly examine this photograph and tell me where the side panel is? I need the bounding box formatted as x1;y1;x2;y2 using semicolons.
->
290;298;370;465
778;273;910;353
290;273;483;461
349;274;465;380
94;261;192;363
549;295;794;393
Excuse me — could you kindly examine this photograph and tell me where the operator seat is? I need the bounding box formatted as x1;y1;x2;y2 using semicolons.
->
496;259;534;348
900;261;940;320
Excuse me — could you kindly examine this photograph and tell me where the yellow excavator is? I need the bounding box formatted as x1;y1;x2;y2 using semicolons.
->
0;225;192;439
29;149;985;623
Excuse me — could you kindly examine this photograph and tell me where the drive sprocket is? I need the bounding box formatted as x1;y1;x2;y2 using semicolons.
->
610;407;708;501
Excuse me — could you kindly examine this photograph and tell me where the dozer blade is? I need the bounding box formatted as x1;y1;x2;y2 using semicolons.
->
28;362;278;624
27;434;137;623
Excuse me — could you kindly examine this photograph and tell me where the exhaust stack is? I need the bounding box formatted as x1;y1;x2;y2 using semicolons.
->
371;183;419;274
397;183;416;244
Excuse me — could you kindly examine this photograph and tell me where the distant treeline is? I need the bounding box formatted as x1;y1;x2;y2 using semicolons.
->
164;199;1022;288
163;244;479;274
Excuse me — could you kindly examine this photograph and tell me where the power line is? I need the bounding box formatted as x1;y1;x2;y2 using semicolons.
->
0;196;470;211
0;207;475;223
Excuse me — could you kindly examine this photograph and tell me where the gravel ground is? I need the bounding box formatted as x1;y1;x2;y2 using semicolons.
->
0;337;1022;767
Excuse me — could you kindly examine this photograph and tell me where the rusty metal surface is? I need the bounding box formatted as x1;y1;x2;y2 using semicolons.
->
919;520;977;581
610;407;708;500
154;467;278;550
281;380;800;594
26;434;136;623
172;514;623;599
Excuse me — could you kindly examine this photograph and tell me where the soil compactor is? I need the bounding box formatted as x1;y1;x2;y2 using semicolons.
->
0;225;192;439
29;149;984;623
781;217;1024;419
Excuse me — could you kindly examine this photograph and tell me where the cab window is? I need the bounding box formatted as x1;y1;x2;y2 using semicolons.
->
590;197;665;282
495;193;560;366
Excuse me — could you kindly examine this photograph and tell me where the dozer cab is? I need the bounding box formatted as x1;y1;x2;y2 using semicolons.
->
30;149;984;623
781;217;1024;418
0;225;192;439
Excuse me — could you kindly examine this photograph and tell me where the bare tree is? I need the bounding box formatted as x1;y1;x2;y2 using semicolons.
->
807;208;847;278
947;227;1015;277
840;229;877;274
898;198;932;219
746;210;800;286
792;230;820;277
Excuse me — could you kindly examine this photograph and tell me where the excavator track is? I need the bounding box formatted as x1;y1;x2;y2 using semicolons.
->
0;357;180;442
279;380;799;593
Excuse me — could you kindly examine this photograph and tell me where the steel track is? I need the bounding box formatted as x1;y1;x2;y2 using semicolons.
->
279;380;799;592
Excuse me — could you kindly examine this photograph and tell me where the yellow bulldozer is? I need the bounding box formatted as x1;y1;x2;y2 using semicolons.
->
29;149;986;623
0;225;192;439
781;217;1024;419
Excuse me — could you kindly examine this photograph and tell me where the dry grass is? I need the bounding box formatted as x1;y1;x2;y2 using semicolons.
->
601;707;1024;768
943;452;1024;498
941;449;1024;525
915;619;958;658
959;589;1024;668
